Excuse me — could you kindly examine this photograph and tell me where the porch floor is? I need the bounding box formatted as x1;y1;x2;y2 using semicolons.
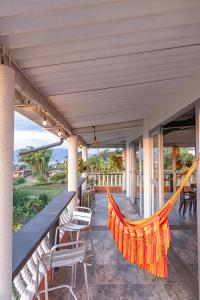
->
49;192;198;300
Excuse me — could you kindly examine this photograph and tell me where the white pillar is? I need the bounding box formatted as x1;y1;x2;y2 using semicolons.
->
195;101;200;300
143;132;151;218
0;64;15;300
82;146;88;162
129;145;133;201
68;135;78;209
125;142;130;198
122;148;126;192
132;143;137;204
82;146;88;191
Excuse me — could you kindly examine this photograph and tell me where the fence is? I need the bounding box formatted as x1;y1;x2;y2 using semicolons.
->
88;173;123;192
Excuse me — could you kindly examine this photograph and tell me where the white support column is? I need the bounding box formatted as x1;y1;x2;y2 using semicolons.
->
195;101;200;300
125;142;130;198
129;144;133;202
132;143;137;204
143;132;151;218
68;135;78;210
82;146;88;191
122;148;126;192
0;64;15;300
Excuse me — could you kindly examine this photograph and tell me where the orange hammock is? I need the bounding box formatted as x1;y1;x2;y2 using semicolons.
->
107;157;199;278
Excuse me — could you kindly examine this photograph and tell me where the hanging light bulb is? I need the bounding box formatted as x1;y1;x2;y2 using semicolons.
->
42;115;47;126
58;128;62;137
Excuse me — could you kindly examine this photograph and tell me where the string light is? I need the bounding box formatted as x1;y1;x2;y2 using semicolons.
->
58;128;62;137
42;115;47;126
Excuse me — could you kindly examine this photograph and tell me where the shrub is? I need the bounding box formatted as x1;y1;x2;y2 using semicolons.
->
37;175;47;183
38;193;49;206
13;189;29;206
13;190;50;230
49;172;66;182
13;177;26;185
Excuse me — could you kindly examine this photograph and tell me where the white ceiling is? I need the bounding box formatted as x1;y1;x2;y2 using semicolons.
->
164;128;196;147
1;0;200;146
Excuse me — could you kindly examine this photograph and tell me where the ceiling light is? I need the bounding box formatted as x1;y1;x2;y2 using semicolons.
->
42;116;47;126
58;128;62;137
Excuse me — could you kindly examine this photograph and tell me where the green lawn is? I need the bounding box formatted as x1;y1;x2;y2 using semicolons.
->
17;182;67;199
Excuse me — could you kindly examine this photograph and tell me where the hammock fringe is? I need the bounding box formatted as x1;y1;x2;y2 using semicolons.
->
107;158;199;278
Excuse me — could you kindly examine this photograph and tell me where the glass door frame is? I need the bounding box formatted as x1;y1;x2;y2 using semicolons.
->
150;126;164;215
134;137;144;216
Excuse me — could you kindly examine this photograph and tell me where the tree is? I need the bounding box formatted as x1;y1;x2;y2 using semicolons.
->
163;148;173;170
164;147;194;170
20;148;52;176
108;153;124;172
61;159;68;176
86;149;124;173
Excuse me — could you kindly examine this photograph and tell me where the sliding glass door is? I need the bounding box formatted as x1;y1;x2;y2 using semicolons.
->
135;138;144;216
150;128;163;214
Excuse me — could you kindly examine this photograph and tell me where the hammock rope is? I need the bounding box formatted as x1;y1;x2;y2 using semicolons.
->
107;156;199;278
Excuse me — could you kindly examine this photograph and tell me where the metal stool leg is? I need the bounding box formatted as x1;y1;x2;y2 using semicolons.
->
68;286;78;300
189;201;193;212
179;199;185;213
86;227;95;266
71;264;75;288
194;201;197;213
83;262;90;300
183;201;189;215
73;231;80;288
44;273;49;300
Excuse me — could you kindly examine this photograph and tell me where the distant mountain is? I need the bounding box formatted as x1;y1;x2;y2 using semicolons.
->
14;148;68;164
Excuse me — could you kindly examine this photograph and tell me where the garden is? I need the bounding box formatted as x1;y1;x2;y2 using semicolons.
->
13;148;123;231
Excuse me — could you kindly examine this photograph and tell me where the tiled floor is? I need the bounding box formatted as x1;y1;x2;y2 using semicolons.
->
49;192;198;300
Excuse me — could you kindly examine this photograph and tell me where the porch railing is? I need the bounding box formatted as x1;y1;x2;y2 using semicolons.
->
136;173;196;193
88;172;123;187
12;177;86;300
164;171;196;191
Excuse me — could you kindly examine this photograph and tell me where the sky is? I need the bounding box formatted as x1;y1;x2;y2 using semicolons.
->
14;112;110;155
14;112;67;150
14;112;100;154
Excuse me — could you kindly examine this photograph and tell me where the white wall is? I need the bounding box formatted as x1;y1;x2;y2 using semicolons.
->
144;68;200;133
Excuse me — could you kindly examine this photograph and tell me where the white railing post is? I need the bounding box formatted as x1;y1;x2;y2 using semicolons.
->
0;64;15;300
90;172;123;188
98;174;100;186
115;174;118;186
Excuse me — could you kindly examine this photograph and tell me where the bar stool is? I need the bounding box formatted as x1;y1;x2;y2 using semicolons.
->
35;241;89;300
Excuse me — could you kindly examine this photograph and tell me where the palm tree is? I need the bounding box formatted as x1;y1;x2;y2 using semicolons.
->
20;148;52;176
